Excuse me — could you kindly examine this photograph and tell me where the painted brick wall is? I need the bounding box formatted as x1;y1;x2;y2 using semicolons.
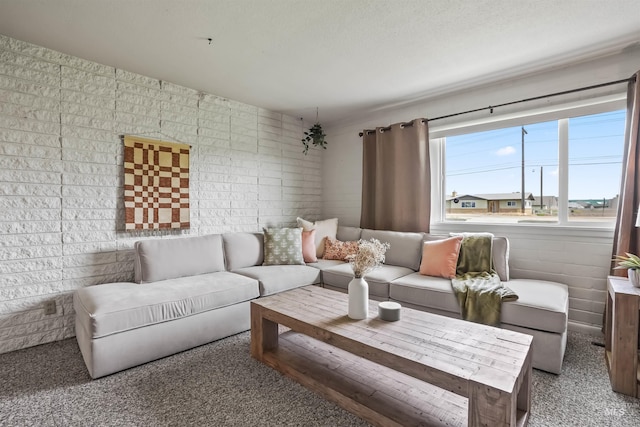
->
0;35;322;353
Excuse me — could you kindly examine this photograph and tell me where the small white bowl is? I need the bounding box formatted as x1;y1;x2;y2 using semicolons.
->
378;301;401;321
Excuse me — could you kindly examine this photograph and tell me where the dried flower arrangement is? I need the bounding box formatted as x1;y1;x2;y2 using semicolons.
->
346;238;390;278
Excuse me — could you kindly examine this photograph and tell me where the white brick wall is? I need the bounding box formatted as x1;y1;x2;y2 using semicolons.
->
0;35;323;353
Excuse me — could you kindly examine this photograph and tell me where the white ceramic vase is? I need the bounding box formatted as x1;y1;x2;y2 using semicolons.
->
628;269;640;288
348;277;369;319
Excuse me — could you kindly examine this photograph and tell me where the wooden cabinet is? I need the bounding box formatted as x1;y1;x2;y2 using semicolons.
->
604;276;640;397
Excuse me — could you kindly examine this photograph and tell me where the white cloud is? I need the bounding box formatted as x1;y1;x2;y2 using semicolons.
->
496;146;516;156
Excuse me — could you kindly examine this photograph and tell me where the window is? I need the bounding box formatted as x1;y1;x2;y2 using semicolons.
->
444;109;625;225
567;111;625;222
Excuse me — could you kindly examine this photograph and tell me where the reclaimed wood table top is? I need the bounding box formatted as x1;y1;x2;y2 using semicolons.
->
251;285;533;427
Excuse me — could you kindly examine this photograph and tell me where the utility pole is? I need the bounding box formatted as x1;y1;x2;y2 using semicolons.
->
521;126;527;214
540;166;543;211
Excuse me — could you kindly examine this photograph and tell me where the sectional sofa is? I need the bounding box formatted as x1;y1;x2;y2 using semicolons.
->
320;227;569;375
74;232;321;379
74;225;569;379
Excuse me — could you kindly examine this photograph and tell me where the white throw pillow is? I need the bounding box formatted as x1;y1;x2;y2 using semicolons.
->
296;217;338;258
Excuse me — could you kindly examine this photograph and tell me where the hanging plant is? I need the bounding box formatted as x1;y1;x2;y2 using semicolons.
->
302;122;327;154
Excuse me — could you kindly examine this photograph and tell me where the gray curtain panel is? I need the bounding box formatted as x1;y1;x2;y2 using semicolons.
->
360;118;431;232
611;71;640;275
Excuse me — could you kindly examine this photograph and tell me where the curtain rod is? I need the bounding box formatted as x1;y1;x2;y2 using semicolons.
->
359;76;635;137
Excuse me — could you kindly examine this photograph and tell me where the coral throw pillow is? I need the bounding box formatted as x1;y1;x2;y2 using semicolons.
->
323;238;359;261
419;236;463;279
301;229;318;263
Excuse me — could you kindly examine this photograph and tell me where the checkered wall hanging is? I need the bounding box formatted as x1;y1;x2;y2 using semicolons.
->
123;136;190;230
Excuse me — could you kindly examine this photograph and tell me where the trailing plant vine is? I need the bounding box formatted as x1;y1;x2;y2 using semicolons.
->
301;122;327;154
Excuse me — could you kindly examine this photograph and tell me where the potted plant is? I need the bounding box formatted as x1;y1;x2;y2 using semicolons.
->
613;252;640;287
301;122;327;154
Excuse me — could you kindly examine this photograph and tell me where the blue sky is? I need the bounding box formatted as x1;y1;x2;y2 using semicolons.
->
445;110;626;200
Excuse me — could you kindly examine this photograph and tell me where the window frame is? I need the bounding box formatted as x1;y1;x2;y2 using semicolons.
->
428;93;627;229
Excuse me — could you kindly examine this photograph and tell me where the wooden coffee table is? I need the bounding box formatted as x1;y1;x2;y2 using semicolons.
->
251;285;532;427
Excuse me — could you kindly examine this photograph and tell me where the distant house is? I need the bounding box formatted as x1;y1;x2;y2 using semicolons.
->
446;192;536;214
569;199;609;209
568;195;618;214
532;196;559;211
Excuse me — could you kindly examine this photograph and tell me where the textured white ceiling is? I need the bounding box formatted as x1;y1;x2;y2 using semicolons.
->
0;0;639;124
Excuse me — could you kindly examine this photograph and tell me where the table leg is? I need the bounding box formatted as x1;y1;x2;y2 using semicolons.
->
610;293;640;396
468;380;517;427
250;303;279;361
517;356;532;421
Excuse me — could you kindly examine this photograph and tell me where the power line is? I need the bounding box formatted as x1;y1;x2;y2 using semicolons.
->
447;161;622;177
448;155;622;172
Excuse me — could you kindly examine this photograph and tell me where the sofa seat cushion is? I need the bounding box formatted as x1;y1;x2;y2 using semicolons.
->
390;273;460;313
74;272;260;339
307;259;346;270
231;265;321;296
500;279;568;334
322;263;414;299
390;274;569;334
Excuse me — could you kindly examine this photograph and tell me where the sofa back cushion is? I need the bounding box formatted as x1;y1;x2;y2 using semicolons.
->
492;236;510;281
423;234;510;281
337;226;362;242
360;229;424;271
134;234;225;283
223;232;264;270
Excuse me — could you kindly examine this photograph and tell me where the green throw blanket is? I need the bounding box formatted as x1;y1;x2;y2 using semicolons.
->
451;233;518;326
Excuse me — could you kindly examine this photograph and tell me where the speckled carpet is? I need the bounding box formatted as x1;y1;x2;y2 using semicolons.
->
0;330;638;427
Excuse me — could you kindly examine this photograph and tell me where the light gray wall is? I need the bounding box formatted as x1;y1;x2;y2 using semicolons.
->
0;35;322;353
322;47;640;332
